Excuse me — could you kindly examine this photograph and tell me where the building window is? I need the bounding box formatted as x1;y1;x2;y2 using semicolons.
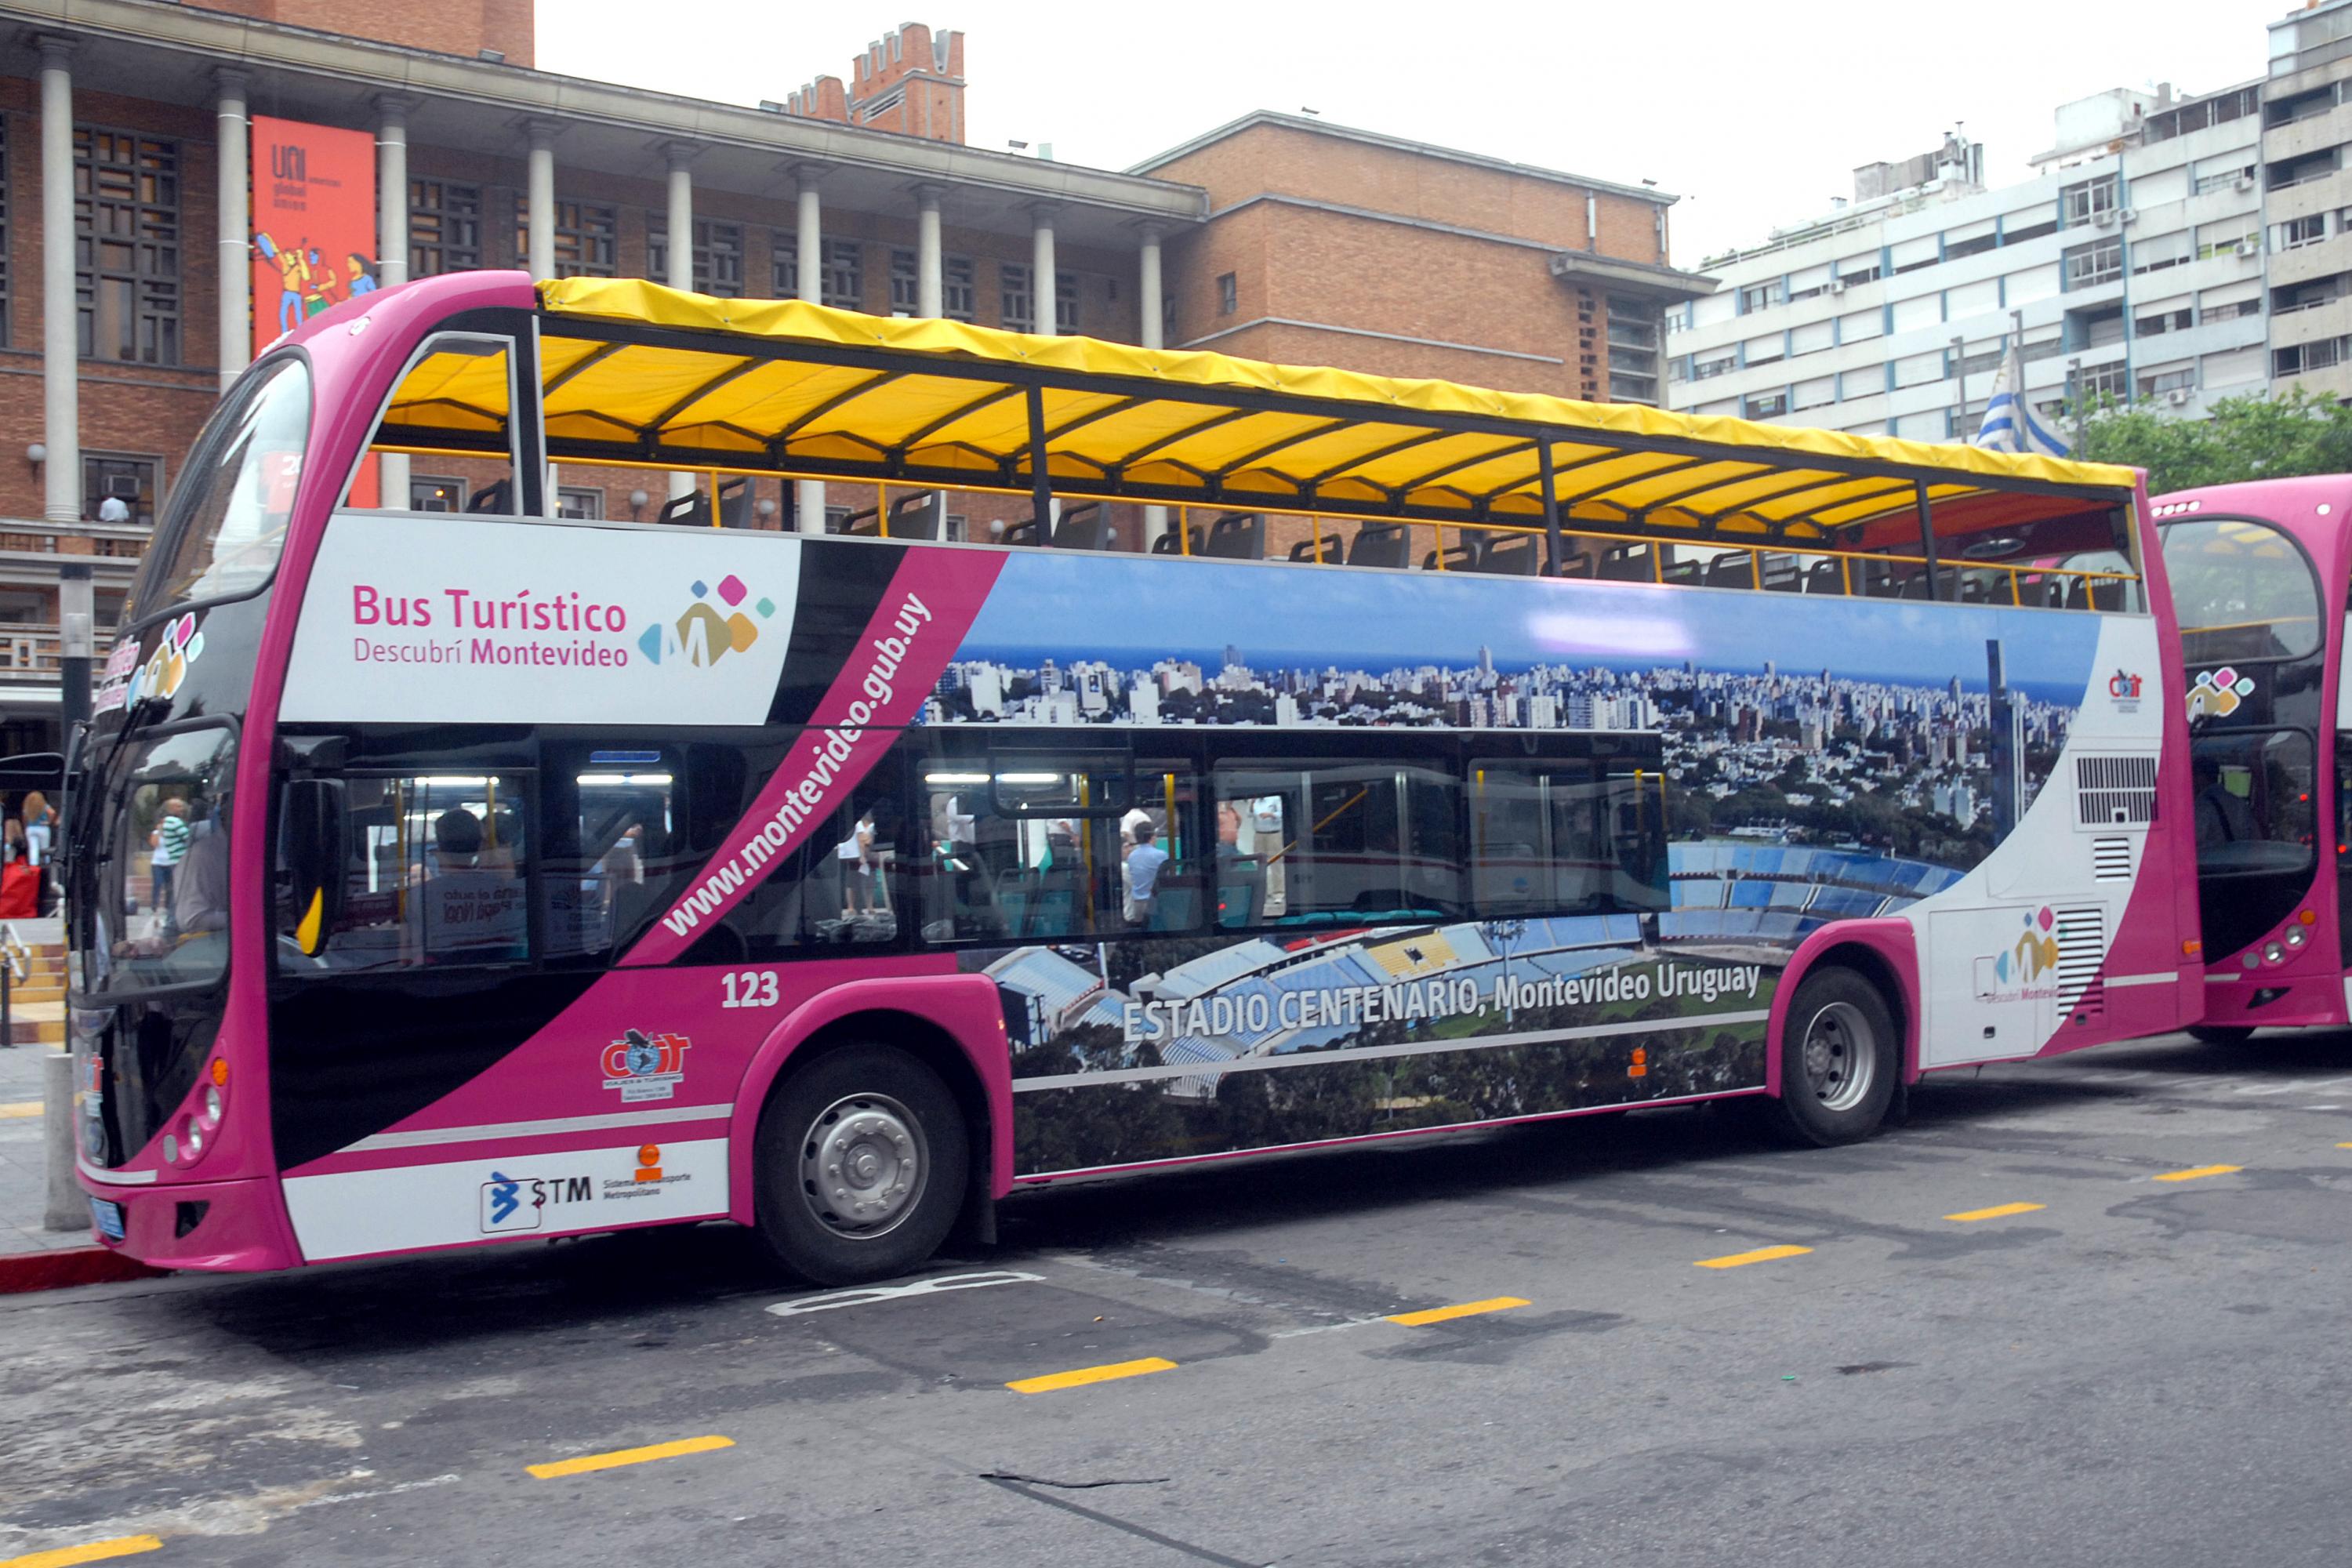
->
773;239;798;299
411;477;466;512
2002;216;2058;246
1605;296;1660;405
2075;363;2131;403
2270;151;2341;191
2136;307;2194;336
2062;238;2122;289
2060;174;2119;226
2137;365;2196;397
2193;163;2257;196
556;486;604;520
645;217;744;296
1001;262;1034;332
1692;350;1736;381
1056;270;1079;334
1217;271;1237;314
1738;279;1783;313
1837;260;1882;286
0;115;10;348
83;452;160;528
889;246;919;314
2198;227;2260;261
408;180;482;278
2276;336;2352;376
74;127;181;365
1744;390;1788;419
822;238;862;310
516;200;617;278
943;256;975;321
2283;215;2330;252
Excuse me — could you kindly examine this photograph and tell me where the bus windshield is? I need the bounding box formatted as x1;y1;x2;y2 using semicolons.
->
81;725;237;997
2159;517;2321;666
131;356;309;622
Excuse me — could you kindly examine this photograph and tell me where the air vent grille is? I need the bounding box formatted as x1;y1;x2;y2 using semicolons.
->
2092;837;2133;882
2054;904;2107;1018
2077;754;2157;829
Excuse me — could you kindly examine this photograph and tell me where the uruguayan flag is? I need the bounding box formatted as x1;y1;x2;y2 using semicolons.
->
1970;347;2070;458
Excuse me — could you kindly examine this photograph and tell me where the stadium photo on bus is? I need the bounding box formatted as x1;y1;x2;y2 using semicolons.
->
68;270;2201;1285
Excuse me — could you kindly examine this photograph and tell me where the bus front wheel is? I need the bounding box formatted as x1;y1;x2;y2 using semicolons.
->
1771;967;1899;1147
754;1044;970;1286
2187;1025;2256;1047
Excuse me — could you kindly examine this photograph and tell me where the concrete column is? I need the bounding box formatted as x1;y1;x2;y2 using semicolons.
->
525;119;558;283
914;183;944;318
215;68;251;389
376;96;416;507
43;1048;82;1231
39;38;78;525
1029;202;1060;336
793;165;825;532
1137;223;1167;547
665;143;697;502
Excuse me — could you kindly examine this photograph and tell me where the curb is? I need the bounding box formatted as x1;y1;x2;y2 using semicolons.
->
0;1244;166;1294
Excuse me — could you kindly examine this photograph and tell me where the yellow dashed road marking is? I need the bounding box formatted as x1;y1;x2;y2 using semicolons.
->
1945;1202;2045;1222
2;1537;164;1568
2153;1165;2242;1183
1695;1244;1813;1269
1386;1296;1530;1327
527;1434;734;1479
1007;1357;1177;1394
0;1101;42;1120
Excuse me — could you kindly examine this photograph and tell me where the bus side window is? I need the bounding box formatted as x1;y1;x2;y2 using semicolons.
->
705;785;905;960
1210;761;1462;927
544;749;689;961
281;773;532;973
1470;760;1668;918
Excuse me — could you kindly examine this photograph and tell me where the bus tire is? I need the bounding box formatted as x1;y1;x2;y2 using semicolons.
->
1770;966;1899;1147
753;1044;970;1286
2187;1025;2255;1047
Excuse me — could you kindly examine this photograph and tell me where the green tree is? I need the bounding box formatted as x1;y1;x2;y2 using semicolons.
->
2075;387;2352;495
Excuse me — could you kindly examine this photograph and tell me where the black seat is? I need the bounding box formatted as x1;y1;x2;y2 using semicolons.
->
1661;557;1702;586
1472;534;1539;575
1556;552;1595;579
1203;512;1265;560
654;488;709;527
1052;503;1112;550
1802;558;1843;596
886;489;944;540
1598;546;1653;583
465;477;514;514
1897;571;1932;600
715;476;751;528
1759;554;1803;593
1348;521;1411;568
1701;554;1753;590
1423;539;1482;572
2086;578;2124;611
1151;524;1200;555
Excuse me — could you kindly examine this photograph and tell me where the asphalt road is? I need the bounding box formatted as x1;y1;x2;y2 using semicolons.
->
8;1029;2352;1568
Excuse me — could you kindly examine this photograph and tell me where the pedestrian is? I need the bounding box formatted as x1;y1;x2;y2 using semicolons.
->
150;797;190;926
96;494;130;524
21;790;51;869
1122;818;1168;927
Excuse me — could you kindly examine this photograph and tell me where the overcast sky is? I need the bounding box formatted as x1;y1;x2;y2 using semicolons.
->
541;0;2289;267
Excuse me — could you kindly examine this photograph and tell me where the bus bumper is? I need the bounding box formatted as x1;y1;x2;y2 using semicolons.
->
84;1174;300;1272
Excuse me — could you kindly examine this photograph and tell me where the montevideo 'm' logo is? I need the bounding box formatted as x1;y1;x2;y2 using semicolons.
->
637;575;775;669
1993;906;2060;985
2187;666;2256;720
125;612;205;706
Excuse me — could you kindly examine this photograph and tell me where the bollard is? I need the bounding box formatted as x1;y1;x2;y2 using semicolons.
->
43;1047;87;1232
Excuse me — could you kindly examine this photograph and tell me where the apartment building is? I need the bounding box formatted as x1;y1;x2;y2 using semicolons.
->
1666;82;2270;441
2266;0;2352;395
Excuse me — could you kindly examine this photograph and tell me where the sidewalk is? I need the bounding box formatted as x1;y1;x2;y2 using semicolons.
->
2;924;88;1254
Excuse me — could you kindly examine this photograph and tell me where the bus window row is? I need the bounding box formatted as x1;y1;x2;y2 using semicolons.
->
272;734;1670;975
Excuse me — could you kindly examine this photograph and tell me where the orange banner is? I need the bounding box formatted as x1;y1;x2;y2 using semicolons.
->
249;115;379;356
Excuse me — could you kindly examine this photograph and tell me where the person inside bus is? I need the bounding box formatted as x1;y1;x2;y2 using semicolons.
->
173;797;232;942
1214;801;1265;927
2193;754;2259;846
1122;818;1168;927
413;807;527;964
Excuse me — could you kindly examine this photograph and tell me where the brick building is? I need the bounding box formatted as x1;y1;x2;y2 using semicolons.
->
0;0;1705;746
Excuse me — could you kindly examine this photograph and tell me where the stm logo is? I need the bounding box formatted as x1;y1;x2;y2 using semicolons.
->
478;1171;592;1233
637;575;776;669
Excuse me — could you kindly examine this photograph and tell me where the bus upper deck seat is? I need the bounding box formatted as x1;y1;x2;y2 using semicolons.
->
1203;512;1265;559
1472;534;1540;575
1003;502;1112;550
1802;558;1843;595
1701;554;1753;590
1423;539;1481;572
1348;521;1411;568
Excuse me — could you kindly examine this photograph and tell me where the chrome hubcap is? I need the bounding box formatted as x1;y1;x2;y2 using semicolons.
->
799;1093;926;1240
1801;1000;1875;1113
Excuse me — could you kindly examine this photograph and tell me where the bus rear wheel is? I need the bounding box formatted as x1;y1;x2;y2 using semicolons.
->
754;1044;969;1286
1771;966;1899;1147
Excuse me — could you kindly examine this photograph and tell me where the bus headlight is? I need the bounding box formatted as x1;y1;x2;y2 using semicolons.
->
2263;941;2285;964
162;1133;180;1163
201;1086;223;1125
183;1124;203;1160
2285;925;2308;949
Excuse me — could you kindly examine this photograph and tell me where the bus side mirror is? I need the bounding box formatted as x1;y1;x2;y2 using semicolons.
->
281;779;347;955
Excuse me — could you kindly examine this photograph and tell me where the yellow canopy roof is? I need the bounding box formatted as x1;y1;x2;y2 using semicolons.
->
385;277;2143;543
